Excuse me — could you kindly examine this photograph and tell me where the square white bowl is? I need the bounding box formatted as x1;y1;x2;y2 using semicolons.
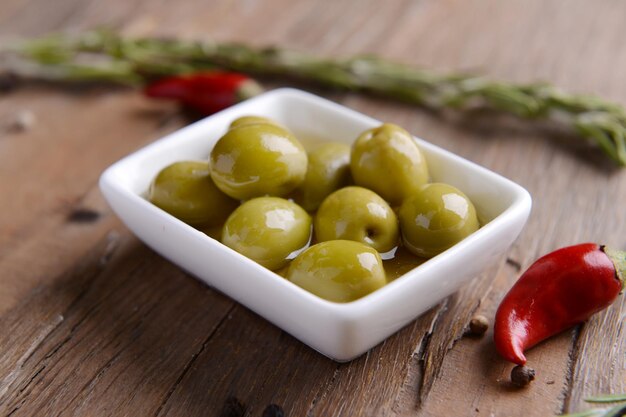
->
99;88;531;362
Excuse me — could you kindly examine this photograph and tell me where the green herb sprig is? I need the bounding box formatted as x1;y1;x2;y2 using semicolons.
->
559;393;626;417
3;29;626;166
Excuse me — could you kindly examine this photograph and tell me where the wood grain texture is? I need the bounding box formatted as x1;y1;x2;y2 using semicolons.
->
1;0;626;416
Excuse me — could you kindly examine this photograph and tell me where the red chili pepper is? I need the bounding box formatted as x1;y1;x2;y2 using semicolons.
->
143;71;263;116
494;243;625;365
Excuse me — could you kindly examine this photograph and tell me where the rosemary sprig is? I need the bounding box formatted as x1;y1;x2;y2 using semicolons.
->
586;394;626;404
2;29;626;166
559;393;626;416
559;410;604;417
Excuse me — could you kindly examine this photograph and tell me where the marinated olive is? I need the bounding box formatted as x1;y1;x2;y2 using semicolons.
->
292;142;351;211
222;197;311;270
315;186;399;253
210;124;308;200
149;161;238;227
399;183;479;258
286;240;386;302
351;123;429;206
228;115;284;130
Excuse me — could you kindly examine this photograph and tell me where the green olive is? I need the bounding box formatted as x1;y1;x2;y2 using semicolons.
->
314;186;399;253
286;240;386;302
350;123;429;206
222;197;311;270
228;115;284;130
210;124;308;200
149;161;238;227
292;142;352;211
399;183;479;258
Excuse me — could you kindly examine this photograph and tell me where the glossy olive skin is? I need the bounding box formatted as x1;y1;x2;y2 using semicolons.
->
149;161;238;227
315;186;399;253
222;197;312;270
399;183;479;258
228;115;284;130
210;124;308;200
293;142;352;211
351;123;429;206
286;240;386;302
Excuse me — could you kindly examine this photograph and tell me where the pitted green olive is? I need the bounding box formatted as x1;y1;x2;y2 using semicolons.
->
228;115;284;130
350;123;429;206
222;197;311;270
286;240;386;302
314;186;399;253
292;142;351;211
149;161;238;227
399;183;479;258
210;124;308;200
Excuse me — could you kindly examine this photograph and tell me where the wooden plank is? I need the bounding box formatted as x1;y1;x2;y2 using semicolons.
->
0;223;235;416
154;297;444;417
0;90;184;311
566;296;626;413
0;0;91;35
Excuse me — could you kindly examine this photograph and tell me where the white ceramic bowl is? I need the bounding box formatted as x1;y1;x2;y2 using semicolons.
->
99;88;531;362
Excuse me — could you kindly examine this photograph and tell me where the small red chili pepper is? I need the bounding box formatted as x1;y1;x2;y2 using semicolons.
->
494;243;625;365
143;71;263;116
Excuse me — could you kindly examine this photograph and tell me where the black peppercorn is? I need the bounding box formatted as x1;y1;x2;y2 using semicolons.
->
511;365;535;387
468;314;489;336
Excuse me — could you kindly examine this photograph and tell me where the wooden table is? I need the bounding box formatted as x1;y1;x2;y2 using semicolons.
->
1;1;625;416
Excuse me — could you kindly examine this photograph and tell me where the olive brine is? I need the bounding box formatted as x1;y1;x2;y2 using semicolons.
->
149;116;479;302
